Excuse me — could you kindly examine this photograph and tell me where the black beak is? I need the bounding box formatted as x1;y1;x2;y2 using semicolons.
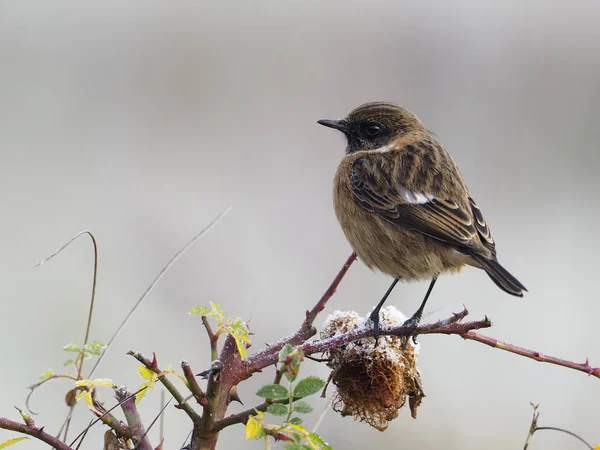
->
317;119;348;133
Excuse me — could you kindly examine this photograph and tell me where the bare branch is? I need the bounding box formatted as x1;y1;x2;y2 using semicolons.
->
463;332;600;379
0;417;74;450
115;386;153;450
182;361;208;406
89;207;232;378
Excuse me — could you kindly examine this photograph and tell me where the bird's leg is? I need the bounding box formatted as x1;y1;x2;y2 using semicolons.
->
403;277;437;349
369;277;400;342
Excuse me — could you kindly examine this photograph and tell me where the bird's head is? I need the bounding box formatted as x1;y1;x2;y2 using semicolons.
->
318;102;425;154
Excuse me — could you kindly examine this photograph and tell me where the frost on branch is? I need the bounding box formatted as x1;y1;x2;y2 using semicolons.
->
320;306;425;431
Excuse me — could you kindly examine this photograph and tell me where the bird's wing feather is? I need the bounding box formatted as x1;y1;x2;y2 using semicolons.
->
468;196;496;255
350;155;491;256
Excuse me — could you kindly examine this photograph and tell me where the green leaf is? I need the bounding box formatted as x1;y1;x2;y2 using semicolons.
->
283;444;305;450
245;415;264;440
293;400;313;414
84;341;104;356
289;417;303;425
188;302;225;324
256;384;289;399
266;403;288;416
63;359;75;367
293;376;326;399
40;369;54;379
307;433;326;447
63;343;81;353
188;305;212;315
278;344;295;361
0;437;29;449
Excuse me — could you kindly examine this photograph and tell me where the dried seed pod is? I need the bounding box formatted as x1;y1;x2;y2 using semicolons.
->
321;306;425;431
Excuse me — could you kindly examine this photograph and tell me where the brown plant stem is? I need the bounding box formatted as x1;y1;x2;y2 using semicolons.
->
114;386;153;450
0;417;74;450
182;361;209;406
127;351;200;422
202;316;218;361
463;332;600;379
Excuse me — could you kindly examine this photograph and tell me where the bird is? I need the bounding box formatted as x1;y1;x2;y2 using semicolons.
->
317;102;526;339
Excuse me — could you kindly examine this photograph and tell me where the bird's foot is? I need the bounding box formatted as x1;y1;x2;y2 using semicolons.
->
369;309;382;346
402;311;423;351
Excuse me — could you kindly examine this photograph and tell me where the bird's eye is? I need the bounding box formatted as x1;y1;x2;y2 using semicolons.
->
364;123;382;137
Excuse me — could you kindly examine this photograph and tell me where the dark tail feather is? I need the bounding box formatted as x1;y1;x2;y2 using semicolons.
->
471;254;527;297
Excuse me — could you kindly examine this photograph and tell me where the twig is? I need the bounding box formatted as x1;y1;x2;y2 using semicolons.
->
35;230;98;380
182;361;208;406
0;417;74;450
135;397;172;449
214;398;291;431
523;403;594;450
199;360;224;431
69;387;144;447
463;332;600;379
522;403;539;450
202;316;218;361
89;207;232;378
115;386;153;450
303;252;357;328
242;253;357;379
128;351;200;422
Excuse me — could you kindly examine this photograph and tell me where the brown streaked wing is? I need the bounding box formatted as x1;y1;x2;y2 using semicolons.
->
350;156;490;256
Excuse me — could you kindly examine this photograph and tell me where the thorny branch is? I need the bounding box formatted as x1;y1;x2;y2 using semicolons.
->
2;251;599;450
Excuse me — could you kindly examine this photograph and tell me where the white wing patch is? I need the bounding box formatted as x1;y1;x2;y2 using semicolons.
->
398;187;435;204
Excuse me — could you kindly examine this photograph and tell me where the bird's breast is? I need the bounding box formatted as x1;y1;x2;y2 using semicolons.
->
333;158;467;280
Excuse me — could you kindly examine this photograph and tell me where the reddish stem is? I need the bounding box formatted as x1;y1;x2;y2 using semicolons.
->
463;332;600;379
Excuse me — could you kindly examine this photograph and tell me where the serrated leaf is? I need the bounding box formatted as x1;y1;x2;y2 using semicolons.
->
289;417;303;425
307;433;326;446
266;403;288;416
0;437;29;449
63;343;81;352
84;341;105;356
256;384;289;399
293;376;326;399
293;401;313;414
40;369;54;379
245;415;264;440
63;359;75;367
188;306;212;315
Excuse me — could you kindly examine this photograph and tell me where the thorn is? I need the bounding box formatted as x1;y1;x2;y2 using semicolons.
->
196;369;210;379
228;385;243;405
305;310;310;318
151;353;158;370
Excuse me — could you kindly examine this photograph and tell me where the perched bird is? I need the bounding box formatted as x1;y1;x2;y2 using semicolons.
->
318;102;526;338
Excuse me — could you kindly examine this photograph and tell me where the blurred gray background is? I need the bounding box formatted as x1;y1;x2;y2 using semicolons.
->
1;1;599;449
